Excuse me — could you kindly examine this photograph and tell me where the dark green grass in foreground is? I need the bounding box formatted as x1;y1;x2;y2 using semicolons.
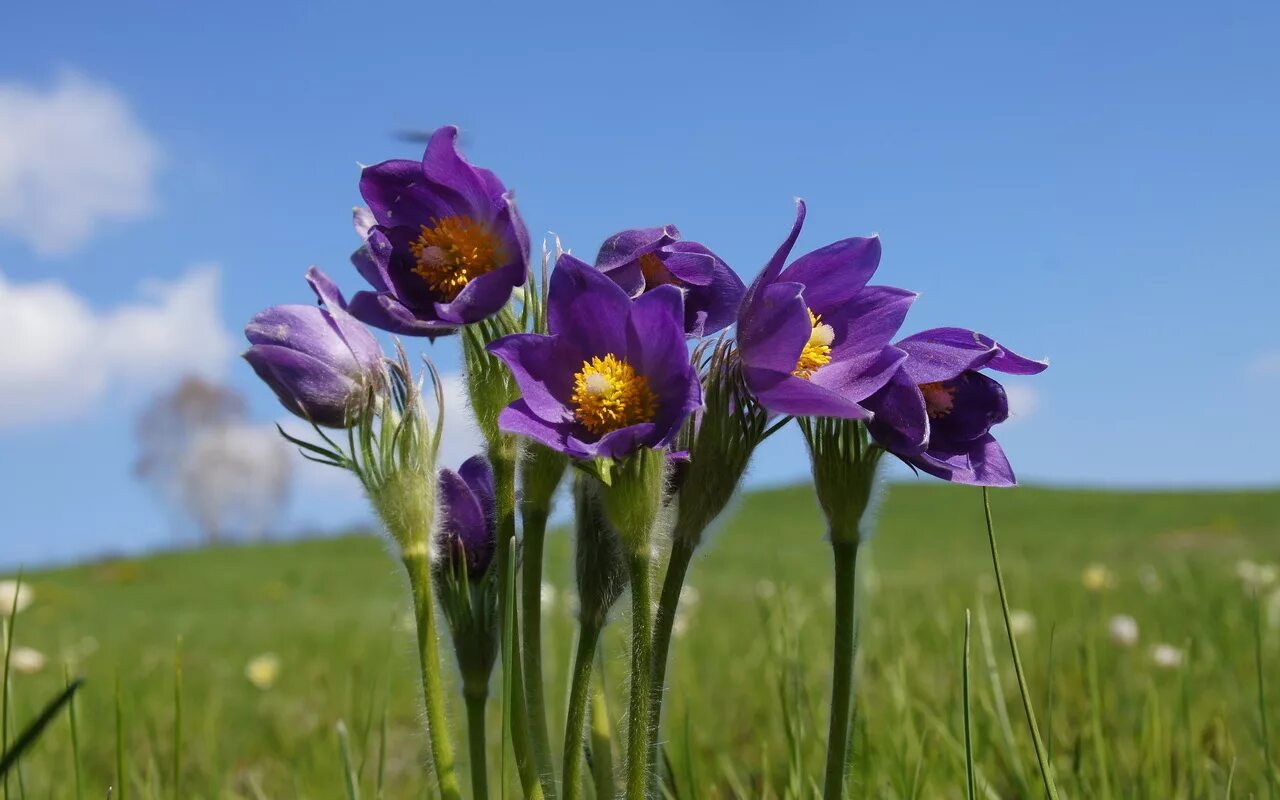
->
4;483;1280;797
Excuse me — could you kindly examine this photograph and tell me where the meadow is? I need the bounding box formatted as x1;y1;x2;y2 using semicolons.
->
4;482;1280;798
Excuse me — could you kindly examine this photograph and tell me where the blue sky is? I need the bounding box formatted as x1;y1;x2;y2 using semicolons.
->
2;0;1278;566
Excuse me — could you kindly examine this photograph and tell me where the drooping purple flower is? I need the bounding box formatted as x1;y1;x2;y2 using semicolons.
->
437;455;498;579
486;254;702;460
736;200;916;418
244;268;383;428
864;328;1048;486
594;225;745;337
347;126;530;337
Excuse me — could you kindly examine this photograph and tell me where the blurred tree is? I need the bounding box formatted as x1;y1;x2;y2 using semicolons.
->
135;376;293;542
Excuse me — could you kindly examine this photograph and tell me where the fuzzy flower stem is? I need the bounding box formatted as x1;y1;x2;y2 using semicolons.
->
490;437;547;800
823;539;859;800
562;620;605;800
625;549;654;800
402;549;463;800
463;689;489;800
647;531;696;777
520;505;557;796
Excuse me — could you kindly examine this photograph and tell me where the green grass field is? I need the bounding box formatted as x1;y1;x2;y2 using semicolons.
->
5;482;1280;798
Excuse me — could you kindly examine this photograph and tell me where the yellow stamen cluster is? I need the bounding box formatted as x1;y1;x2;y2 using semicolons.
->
638;253;681;288
570;354;658;435
409;215;501;300
919;381;956;419
792;309;835;379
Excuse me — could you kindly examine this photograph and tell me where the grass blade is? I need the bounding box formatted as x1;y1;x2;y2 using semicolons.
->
115;676;127;800
981;488;1060;800
64;665;83;800
0;679;84;779
173;637;182;800
963;609;976;800
1256;591;1276;800
337;720;361;800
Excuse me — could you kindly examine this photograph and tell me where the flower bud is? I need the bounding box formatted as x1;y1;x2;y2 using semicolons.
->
244;268;382;428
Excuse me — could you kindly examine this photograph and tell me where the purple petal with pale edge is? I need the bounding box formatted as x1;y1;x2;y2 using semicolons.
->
305;267;381;368
778;236;881;313
548;255;630;357
596;226;679;272
243;345;356;428
486;333;576;423
348;291;457;338
434;260;525;325
865;367;929;455
498;401;573;453
245;305;351;366
897;327;1002;384
737;281;810;375
658;243;715;287
909;434;1015;487
824;285;917;363
986;344;1049;375
351;243;390;294
359;159;468;227
743;366;871;419
811;345;907;404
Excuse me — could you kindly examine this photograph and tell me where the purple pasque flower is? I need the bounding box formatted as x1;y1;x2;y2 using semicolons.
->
244;267;383;428
736;200;916;418
486;254;702;460
864;328;1048;486
347;126;530;337
437;455;498;579
594;225;744;337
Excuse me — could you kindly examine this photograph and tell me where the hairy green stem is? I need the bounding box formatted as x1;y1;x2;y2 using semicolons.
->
562;621;604;800
402;550;463;800
491;439;546;800
590;650;616;800
823;539;859;800
625;551;654;800
520;506;557;796
464;690;490;800
647;534;697;782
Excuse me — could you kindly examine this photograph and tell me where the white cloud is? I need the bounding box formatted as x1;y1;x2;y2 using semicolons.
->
0;265;231;427
1003;382;1040;424
1248;351;1280;379
0;71;161;255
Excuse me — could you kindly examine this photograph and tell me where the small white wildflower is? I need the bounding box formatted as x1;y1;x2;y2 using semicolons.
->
1237;559;1278;594
9;646;46;675
1150;643;1185;669
0;581;33;616
245;653;281;690
1008;609;1035;636
1081;564;1115;592
540;583;557;612
755;579;776;600
1108;614;1140;647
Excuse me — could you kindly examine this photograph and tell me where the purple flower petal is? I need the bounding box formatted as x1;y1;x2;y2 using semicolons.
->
305;267;381;366
865;368;929;455
742;367;871;419
595;226;679;272
498;401;571;452
486;333;577;423
435;260;527;325
778;236;881;313
348;291;457;338
738;281;810;376
548;255;630;357
811;345;907;404
243;344;358;428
